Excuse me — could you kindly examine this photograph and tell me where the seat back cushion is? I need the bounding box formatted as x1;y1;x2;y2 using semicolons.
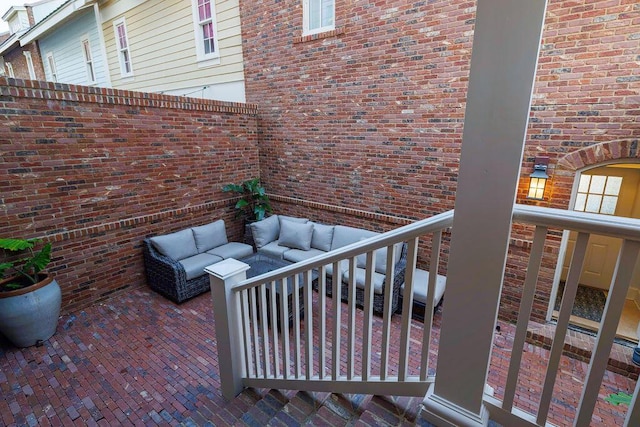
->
373;242;405;274
150;229;198;261
311;223;335;252
279;220;314;250
192;220;228;253
251;215;280;248
330;226;378;251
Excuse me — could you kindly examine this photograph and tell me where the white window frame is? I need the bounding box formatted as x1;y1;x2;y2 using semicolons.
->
6;61;15;78
81;36;96;84
45;52;57;82
113;17;133;77
303;0;335;36
23;51;36;80
190;0;220;66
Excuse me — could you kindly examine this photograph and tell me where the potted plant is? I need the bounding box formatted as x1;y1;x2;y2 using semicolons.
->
223;178;273;246
0;237;61;347
222;177;272;222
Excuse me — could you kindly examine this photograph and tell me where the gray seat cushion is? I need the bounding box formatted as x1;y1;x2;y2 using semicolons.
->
150;229;198;261
257;241;291;259
283;248;326;263
311;223;335;252
331;225;378;251
400;269;446;307
179;253;223;280
207;242;253;260
342;267;386;294
251;215;280;248
192;220;228;253
279;220;314;250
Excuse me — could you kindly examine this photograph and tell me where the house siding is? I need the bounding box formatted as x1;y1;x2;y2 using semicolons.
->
239;0;640;322
38;9;108;86
101;0;245;102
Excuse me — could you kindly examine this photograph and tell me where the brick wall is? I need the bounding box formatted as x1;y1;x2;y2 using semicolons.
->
0;77;259;312
2;43;46;81
240;0;640;321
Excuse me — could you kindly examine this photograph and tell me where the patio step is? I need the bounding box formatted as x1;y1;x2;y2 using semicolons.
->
182;387;427;426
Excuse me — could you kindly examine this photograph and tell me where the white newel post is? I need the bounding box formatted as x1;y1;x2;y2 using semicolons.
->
206;259;250;400
422;1;547;426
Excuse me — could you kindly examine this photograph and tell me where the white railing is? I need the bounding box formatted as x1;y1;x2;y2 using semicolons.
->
209;205;640;426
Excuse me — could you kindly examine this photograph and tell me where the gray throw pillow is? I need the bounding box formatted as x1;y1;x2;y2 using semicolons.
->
311;223;335;252
251;215;280;248
279;220;314;251
192;220;228;253
150;229;198;261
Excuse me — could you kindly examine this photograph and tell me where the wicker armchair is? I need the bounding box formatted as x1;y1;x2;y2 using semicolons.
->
142;239;211;303
315;243;408;315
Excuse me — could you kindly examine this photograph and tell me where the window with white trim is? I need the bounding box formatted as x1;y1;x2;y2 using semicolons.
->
6;62;14;78
81;37;96;83
46;53;57;82
113;18;133;77
574;174;622;215
191;0;220;63
303;0;335;36
23;51;36;80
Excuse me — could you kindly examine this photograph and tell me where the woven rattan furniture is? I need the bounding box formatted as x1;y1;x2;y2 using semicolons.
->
314;243;408;315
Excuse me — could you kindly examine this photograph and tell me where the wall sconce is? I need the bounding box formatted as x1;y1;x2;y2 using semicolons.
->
527;156;549;200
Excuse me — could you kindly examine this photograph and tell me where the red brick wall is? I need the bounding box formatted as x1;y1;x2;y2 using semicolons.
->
0;78;259;312
240;0;640;321
3;43;46;81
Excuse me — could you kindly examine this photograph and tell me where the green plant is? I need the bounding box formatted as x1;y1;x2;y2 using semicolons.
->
222;177;272;222
0;238;52;291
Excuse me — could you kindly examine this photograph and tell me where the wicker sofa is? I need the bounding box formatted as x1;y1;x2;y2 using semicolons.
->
143;219;253;303
250;215;408;315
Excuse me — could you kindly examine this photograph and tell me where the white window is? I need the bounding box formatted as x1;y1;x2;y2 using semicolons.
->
46;52;57;82
574;174;622;215
6;62;15;78
23;51;36;80
191;0;220;64
81;37;96;83
303;0;335;36
113;18;133;77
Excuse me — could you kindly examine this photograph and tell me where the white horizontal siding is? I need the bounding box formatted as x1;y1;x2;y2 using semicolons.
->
101;0;244;101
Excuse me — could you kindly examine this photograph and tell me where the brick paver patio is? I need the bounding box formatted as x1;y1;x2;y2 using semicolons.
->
0;287;637;426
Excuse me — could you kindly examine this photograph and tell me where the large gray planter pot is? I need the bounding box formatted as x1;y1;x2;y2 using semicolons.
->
0;274;61;347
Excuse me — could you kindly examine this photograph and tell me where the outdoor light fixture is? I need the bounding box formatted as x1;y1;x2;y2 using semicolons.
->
527;156;549;200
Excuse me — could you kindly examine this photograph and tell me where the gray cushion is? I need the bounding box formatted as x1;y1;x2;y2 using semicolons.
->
342;267;386;294
373;243;405;274
283;248;326;263
279;215;308;226
279;220;314;250
331;225;378;251
251;215;280;248
192;220;228;253
207;242;253;260
179;253;223;280
400;269;447;307
257;241;290;259
150;229;198;261
311;223;335;252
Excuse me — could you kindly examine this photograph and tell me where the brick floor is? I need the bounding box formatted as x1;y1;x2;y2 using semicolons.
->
0;288;637;426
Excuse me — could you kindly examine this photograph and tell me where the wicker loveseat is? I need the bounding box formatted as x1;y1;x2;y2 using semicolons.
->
249;215;408;315
143;219;253;303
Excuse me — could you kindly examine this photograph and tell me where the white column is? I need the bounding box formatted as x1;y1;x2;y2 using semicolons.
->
206;258;250;400
422;1;548;426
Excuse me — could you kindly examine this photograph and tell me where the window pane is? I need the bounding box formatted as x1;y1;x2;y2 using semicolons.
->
199;0;211;21
585;194;602;213
321;0;334;27
578;175;591;193
309;0;321;29
574;193;586;211
589;175;606;194
601;196;618;215
604;176;622;196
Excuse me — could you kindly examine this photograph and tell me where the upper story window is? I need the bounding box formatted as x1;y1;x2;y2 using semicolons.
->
113;18;133;77
81;37;96;83
23;51;36;80
303;0;335;36
574;174;622;215
6;62;14;78
191;0;220;65
45;52;57;82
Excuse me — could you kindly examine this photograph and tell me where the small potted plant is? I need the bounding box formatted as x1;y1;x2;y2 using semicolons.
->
0;237;61;347
223;177;273;246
